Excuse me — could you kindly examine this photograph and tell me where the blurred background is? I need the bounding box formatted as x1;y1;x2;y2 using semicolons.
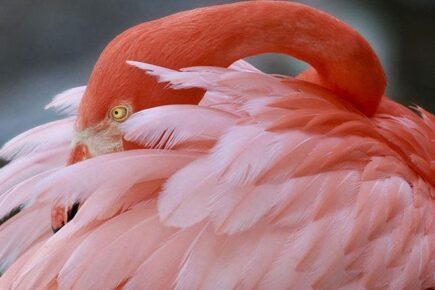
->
0;0;434;147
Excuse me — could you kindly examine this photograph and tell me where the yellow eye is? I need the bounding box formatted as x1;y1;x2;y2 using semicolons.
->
109;105;129;122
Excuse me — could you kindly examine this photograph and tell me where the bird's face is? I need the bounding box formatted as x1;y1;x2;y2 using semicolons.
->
68;101;133;164
68;61;155;165
68;55;205;165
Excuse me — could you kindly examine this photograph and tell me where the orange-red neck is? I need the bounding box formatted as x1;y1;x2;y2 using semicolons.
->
83;0;386;127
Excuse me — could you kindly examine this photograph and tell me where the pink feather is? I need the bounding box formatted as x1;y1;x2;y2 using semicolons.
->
45;86;86;116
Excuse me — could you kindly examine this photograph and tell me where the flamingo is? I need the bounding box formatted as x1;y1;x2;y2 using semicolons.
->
0;1;434;289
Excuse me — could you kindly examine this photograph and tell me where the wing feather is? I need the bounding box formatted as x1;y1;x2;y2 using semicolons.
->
45;86;86;116
125;224;203;290
121;105;237;151
60;202;175;290
0;117;74;161
127;61;293;99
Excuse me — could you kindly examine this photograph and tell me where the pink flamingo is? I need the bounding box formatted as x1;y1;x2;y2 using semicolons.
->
0;1;434;289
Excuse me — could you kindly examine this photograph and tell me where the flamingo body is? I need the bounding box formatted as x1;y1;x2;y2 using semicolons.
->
0;1;434;290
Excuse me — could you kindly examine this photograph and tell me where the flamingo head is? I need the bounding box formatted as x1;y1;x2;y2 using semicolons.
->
67;24;206;164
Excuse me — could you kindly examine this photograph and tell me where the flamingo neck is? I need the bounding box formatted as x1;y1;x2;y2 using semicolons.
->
88;1;386;117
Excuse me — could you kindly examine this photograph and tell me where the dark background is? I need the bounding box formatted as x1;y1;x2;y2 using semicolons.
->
0;0;434;146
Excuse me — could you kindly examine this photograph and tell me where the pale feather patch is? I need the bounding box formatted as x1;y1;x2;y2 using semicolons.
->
0;168;57;219
0;117;74;161
59;202;176;290
124;224;202;290
209;182;296;234
70;151;197;225
198;59;262;116
158;158;217;227
70;216;173;290
0;204;51;274
11;226;91;289
6;151;198;289
72;121;124;158
228;59;263;73
199;91;248;117
121;105;237;150
209;125;316;185
0;148;67;204
127;61;292;98
45;86;86;116
0;240;46;288
0;150;196;274
12;150;196;229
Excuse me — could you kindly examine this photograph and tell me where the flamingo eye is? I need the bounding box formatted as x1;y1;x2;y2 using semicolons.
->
109;105;129;122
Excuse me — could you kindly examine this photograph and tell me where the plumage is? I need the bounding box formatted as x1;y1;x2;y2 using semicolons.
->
44;86;86;116
0;1;434;290
121;105;237;151
0;117;74;161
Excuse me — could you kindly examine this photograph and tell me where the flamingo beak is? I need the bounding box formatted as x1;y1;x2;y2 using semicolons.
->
67;143;90;165
54;143;90;232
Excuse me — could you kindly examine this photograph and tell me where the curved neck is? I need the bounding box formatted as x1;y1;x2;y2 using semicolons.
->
91;1;386;117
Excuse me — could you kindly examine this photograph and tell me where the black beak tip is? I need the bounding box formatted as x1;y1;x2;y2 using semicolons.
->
51;200;81;234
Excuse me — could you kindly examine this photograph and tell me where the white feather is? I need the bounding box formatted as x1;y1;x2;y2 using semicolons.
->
45;86;86;116
121;105;237;150
0;117;74;161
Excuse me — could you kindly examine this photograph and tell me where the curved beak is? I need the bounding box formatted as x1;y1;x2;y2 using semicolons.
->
67;143;90;165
